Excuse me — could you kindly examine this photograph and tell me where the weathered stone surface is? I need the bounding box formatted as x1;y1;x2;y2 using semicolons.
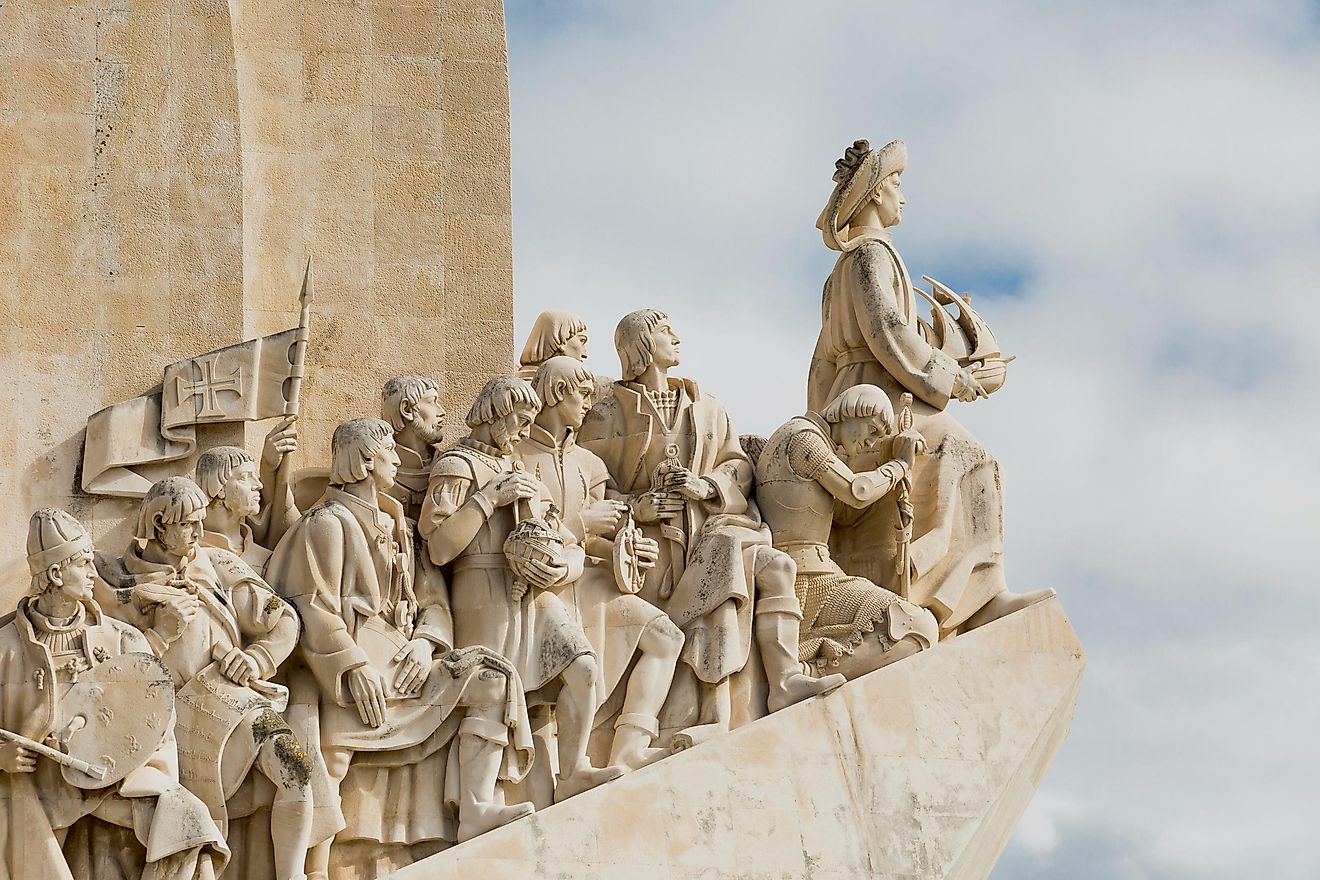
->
389;596;1084;880
0;0;515;610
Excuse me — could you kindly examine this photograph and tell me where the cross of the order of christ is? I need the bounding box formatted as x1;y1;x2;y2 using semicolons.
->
174;355;244;419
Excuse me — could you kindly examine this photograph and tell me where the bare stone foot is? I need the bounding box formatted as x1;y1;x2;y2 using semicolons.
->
767;671;846;713
554;764;625;803
457;800;535;843
963;588;1056;632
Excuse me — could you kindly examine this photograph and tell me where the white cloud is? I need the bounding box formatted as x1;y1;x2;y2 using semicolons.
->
506;2;1320;877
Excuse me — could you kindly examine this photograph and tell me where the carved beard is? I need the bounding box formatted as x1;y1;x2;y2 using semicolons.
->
414;417;445;445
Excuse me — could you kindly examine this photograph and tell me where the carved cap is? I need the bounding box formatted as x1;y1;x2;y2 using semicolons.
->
27;508;93;575
816;138;907;251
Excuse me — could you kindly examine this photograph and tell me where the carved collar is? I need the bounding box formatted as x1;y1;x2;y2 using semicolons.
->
395;441;434;473
842;225;892;244
460;437;510;464
800;411;833;440
525;423;576;453
201;521;254;556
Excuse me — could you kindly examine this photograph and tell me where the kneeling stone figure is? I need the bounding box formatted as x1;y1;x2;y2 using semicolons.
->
755;385;939;679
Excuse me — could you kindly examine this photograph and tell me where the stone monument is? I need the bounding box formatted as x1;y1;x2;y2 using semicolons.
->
1;6;1083;879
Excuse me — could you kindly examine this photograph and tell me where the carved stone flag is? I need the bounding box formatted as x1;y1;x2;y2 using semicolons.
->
81;328;305;496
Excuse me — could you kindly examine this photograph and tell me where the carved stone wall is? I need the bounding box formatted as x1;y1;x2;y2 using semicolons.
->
0;0;515;609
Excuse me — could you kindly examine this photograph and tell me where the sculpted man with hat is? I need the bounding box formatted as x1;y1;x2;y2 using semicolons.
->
1;508;227;880
95;477;321;880
809;138;1053;635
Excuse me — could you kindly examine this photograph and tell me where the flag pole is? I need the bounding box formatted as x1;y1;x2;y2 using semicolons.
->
285;256;313;417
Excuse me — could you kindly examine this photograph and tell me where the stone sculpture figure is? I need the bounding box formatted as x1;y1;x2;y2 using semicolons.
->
517;357;685;771
755;386;939;679
380;376;448;522
809;138;1052;633
194;416;301;575
265;418;537;866
517;311;590;378
1;508;228;880
420;377;625;802
579;310;844;740
94;477;318;880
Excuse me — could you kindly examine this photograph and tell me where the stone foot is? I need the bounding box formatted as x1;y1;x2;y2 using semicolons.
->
669;722;726;753
963;588;1057;632
456;800;535;843
767;671;846;714
608;733;671;773
554;764;625;803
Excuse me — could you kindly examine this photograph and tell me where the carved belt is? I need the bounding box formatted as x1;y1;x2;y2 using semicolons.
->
836;347;877;368
453;553;507;573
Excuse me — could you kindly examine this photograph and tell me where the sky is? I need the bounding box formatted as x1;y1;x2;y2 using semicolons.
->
503;1;1320;878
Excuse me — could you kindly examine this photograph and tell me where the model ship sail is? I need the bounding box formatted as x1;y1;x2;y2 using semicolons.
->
915;274;1011;366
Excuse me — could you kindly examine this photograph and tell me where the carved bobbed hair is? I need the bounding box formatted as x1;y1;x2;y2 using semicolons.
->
464;376;541;429
135;476;209;542
381;374;440;432
330;418;394;485
195;446;255;501
821;384;895;432
533;356;595;408
614;309;668;382
519;311;588;369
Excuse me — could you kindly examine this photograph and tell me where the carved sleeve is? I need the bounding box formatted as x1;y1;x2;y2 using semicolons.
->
268;511;370;689
848;242;960;409
419;456;490;566
227;569;299;680
786;429;836;481
702;401;753;515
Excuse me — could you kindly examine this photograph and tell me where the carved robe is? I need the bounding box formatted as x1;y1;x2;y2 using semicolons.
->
807;229;1007;630
514;424;673;704
200;522;270;575
0;598;227;880
95;544;307;835
419;440;594;695
579;379;797;686
266;487;532;846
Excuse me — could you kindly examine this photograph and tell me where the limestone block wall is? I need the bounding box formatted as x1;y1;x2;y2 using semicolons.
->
0;0;514;609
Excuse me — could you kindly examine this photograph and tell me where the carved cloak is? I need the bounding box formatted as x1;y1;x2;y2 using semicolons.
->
807;232;1007;630
0;598;227;880
579;378;769;685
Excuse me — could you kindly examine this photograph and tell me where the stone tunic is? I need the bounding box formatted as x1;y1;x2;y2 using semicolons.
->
384;442;434;524
420;440;594;695
0;598;227;880
756;415;928;668
94;543;304;834
580;379;800;686
515;424;672;704
807;229;1007;630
